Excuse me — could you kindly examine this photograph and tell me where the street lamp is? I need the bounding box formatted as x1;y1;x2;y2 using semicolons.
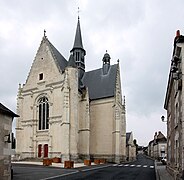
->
161;115;167;122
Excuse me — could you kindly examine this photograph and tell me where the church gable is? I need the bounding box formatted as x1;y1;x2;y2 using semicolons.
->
24;36;67;90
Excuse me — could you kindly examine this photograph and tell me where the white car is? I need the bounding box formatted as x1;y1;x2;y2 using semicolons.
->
161;157;167;165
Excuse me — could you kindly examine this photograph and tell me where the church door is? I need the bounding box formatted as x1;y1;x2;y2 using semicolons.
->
44;144;48;158
38;144;42;158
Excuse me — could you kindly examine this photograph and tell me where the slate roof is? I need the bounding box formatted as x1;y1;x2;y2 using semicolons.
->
71;18;84;51
82;64;118;100
68;54;77;68
0;103;19;118
156;132;167;143
47;38;68;72
148;139;154;145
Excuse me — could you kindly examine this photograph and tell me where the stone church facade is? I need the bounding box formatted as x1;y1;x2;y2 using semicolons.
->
16;18;126;163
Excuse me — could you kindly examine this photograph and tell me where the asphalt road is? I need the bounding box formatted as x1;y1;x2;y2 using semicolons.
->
13;154;156;180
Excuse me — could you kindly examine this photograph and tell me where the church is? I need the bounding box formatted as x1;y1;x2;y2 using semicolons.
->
16;17;126;163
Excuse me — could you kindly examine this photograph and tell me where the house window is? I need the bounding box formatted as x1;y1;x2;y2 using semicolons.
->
39;73;43;80
38;97;49;130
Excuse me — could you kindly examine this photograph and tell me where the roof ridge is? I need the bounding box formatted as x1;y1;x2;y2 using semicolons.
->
25;37;46;84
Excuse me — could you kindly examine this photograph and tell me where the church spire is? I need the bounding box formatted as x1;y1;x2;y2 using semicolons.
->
71;17;85;52
70;16;86;88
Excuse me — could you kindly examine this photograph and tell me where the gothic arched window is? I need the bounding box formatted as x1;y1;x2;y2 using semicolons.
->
38;97;49;130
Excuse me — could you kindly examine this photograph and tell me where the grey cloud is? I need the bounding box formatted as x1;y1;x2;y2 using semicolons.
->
1;0;184;145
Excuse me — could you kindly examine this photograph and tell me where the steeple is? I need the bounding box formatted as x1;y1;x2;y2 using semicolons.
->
71;17;85;51
70;17;86;86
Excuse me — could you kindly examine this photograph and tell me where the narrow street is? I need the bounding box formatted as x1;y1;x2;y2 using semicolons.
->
13;154;156;180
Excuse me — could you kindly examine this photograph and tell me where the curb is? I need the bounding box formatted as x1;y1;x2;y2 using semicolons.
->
155;160;160;180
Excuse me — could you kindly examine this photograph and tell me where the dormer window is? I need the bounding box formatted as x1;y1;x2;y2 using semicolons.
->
39;73;43;80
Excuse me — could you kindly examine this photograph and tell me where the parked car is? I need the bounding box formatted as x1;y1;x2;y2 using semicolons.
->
161;157;167;165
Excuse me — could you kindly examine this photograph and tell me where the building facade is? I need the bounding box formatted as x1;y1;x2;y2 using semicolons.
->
153;132;167;160
148;140;154;158
147;131;167;160
126;132;136;161
16;18;126;163
0;103;18;180
164;30;184;179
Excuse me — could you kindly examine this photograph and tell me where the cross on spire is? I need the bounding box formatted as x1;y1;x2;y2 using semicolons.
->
44;29;46;37
77;7;81;20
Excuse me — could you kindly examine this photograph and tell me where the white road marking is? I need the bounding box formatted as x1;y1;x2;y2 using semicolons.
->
41;171;79;180
81;164;112;172
113;164;118;166
114;164;154;169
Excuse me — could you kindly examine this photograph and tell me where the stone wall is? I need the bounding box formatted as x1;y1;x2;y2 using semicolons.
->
89;98;115;161
0;114;12;180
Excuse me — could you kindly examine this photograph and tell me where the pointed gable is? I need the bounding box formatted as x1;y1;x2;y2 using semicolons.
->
24;36;67;89
82;64;118;100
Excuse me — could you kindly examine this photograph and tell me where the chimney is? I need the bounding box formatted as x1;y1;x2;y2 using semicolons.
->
154;132;157;140
176;30;180;37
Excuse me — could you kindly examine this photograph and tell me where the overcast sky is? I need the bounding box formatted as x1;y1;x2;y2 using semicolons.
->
1;0;183;146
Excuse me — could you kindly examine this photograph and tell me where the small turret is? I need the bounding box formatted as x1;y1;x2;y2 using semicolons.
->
102;50;111;75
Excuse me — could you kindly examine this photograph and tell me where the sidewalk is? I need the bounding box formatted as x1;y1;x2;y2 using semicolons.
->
155;161;173;180
12;161;92;168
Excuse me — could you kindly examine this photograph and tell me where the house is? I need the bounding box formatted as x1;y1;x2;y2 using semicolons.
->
0;103;18;180
147;132;167;160
148;140;154;158
164;30;184;179
153;132;167;160
16;17;127;163
126;132;136;161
